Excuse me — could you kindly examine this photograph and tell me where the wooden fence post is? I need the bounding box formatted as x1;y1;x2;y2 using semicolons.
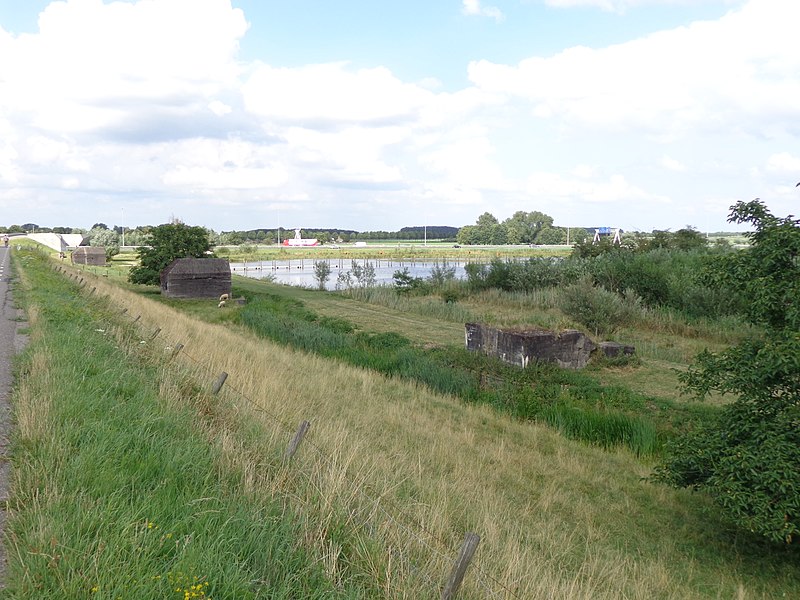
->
169;343;184;360
211;372;228;395
441;532;480;600
285;420;311;460
150;327;161;340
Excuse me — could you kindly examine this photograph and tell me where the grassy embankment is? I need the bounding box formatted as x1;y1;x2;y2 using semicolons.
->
6;248;383;598
49;248;800;597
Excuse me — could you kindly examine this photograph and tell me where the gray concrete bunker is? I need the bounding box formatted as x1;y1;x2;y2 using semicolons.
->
465;323;633;369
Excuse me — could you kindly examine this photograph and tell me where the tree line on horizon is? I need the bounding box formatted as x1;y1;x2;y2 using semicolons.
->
0;210;740;249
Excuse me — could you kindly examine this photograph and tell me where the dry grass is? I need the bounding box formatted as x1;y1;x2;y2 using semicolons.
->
68;265;796;599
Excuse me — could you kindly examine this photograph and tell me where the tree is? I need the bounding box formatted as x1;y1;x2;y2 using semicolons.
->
88;227;119;248
312;260;331;291
504;211;554;244
128;223;213;286
536;226;566;245
653;199;800;544
457;212;507;245
671;226;707;251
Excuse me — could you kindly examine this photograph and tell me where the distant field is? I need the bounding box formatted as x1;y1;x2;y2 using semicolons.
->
213;242;572;261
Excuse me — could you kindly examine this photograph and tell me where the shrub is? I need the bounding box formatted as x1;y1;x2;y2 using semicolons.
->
392;267;427;295
558;278;636;335
312;260;331;291
653;200;800;545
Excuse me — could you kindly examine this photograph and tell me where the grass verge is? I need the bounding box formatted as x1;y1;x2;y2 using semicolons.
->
6;248;375;598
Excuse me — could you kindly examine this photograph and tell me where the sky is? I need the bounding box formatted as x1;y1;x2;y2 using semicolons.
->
1;0;798;234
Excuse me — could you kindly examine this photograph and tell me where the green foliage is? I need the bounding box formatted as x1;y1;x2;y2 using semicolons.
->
312;260;331;290
427;260;456;287
559;278;639;335
128;223;213;286
392;267;427;295
88;226;120;248
504;210;554;244
654;200;800;545
540;403;658;455
571;235;631;258
335;260;377;290
456;210;565;245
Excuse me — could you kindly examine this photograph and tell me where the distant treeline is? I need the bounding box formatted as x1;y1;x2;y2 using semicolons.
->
222;225;460;244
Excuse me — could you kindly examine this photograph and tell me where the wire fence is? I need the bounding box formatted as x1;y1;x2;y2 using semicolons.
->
59;263;524;600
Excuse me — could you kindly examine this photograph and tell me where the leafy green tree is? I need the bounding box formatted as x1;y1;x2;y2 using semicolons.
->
456;212;502;245
128;223;213;286
456;225;480;245
88;227;119;248
312;260;331;291
392;267;426;295
536;226;567;245
504;210;554;244
671;226;707;251
654;199;800;544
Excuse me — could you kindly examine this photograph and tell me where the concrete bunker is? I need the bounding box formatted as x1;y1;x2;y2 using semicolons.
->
465;323;634;370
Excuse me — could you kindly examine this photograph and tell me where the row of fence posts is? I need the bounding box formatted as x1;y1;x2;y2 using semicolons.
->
208;368;481;600
55;263;487;600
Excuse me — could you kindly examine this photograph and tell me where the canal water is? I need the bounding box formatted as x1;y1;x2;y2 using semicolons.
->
230;258;472;291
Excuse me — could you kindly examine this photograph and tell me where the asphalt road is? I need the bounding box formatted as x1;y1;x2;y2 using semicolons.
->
0;245;29;587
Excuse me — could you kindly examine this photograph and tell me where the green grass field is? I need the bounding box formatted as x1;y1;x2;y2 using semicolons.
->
7;246;799;598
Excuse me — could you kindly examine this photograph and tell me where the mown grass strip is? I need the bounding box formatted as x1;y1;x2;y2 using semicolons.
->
6;248;373;598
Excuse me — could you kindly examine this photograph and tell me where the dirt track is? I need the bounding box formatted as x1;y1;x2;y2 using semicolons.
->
0;246;29;587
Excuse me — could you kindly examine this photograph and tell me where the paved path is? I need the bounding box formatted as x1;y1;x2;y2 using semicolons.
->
0;246;29;587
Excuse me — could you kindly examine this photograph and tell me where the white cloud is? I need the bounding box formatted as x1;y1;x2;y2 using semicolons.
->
660;155;687;172
765;152;800;173
462;0;505;22
525;171;667;205
418;124;508;189
0;0;794;232
571;164;598;178
242;63;432;125
544;0;740;13
284;125;407;186
468;0;800;138
160;138;288;190
208;100;233;116
0;0;248;136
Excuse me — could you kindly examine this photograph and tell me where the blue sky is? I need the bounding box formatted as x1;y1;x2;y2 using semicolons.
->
1;0;798;233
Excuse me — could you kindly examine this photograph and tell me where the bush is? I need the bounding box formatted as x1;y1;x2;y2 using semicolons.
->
464;262;490;290
427;261;457;287
558;278;638;335
653;200;800;545
312;260;331;291
392;267;427;295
